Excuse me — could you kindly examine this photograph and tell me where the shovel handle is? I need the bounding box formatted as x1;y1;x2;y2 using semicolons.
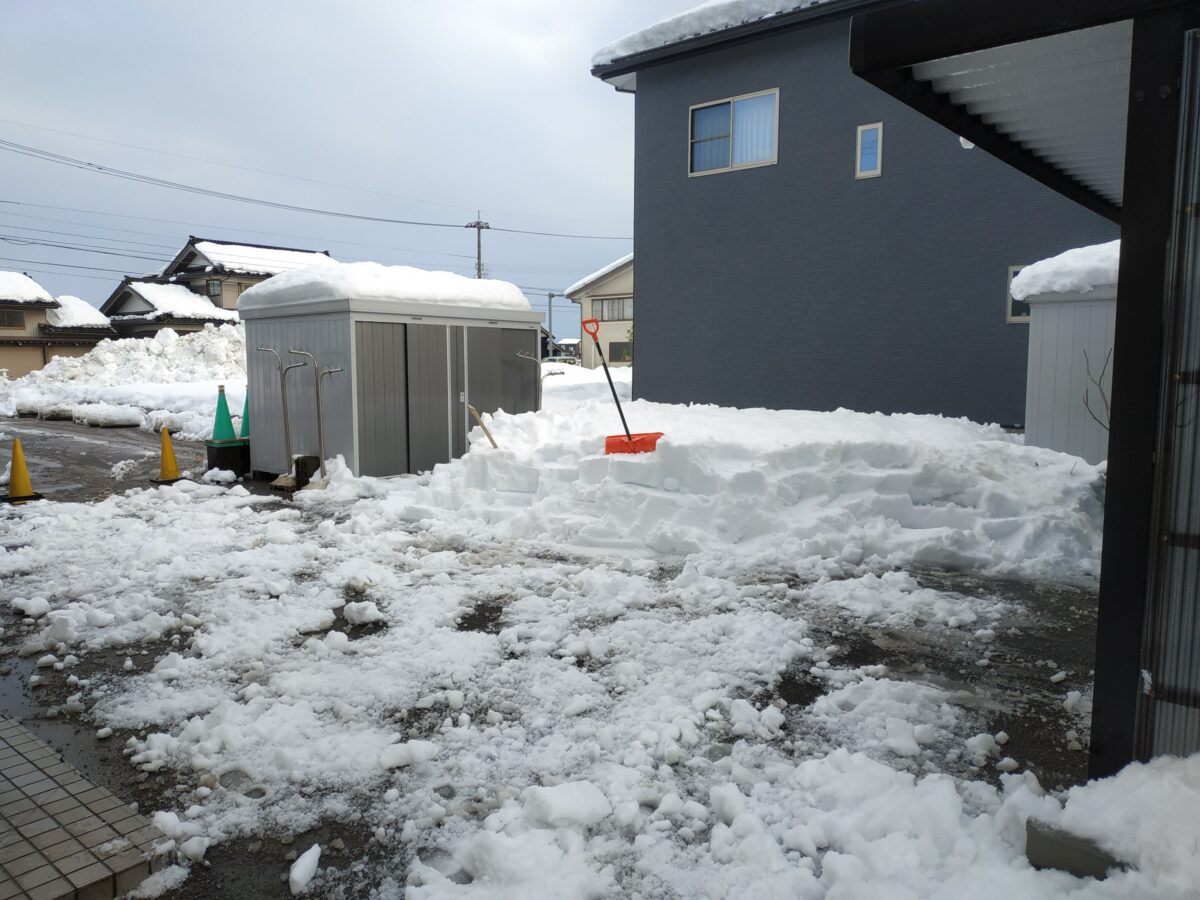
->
582;318;600;340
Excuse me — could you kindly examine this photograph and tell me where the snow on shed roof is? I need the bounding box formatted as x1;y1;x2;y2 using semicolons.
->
192;240;336;276
565;253;633;297
123;281;239;321
0;271;55;304
238;261;531;312
46;296;111;329
594;0;836;66
1011;240;1120;301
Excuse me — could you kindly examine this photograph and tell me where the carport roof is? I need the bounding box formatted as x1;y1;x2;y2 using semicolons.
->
849;0;1199;224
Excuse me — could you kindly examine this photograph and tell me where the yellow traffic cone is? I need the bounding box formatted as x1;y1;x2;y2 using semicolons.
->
2;438;43;504
151;428;182;485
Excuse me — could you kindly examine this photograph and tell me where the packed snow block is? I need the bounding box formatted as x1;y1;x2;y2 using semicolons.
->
238;262;543;479
522;781;613;828
1025;818;1121;879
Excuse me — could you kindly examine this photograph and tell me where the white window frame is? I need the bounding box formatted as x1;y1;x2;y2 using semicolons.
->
688;88;780;177
1006;265;1031;324
856;122;884;179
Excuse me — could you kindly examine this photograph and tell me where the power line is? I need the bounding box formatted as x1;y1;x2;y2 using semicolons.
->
0;234;166;263
0;256;136;275
0;138;633;240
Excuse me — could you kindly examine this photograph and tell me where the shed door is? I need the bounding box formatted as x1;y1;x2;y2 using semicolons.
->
466;327;539;420
406;323;453;474
355;322;408;477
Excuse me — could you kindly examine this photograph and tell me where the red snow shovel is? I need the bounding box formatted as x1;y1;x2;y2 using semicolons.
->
582;318;663;454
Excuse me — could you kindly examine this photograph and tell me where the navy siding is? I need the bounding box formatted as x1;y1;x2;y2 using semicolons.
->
631;20;1118;424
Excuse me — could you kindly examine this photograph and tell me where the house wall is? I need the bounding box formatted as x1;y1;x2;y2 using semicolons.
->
630;19;1118;424
0;346;44;379
47;345;94;363
0;306;49;338
572;264;634;369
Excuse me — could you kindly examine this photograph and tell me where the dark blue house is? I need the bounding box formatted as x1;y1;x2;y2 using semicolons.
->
592;0;1118;426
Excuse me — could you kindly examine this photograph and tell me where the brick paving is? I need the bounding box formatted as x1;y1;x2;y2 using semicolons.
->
0;719;164;900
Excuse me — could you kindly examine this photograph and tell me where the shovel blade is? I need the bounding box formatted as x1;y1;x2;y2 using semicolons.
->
605;432;664;455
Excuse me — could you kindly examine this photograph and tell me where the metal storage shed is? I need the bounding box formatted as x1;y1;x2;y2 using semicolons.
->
238;266;542;478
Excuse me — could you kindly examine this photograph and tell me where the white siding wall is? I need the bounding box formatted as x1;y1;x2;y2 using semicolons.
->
1024;290;1117;464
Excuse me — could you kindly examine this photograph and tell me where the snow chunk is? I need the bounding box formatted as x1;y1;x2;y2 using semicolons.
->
343;601;384;625
522;781;612;828
179;835;208;861
239;261;530;312
12;596;50;618
288;843;321;895
380;740;438;769
1011;240;1120;300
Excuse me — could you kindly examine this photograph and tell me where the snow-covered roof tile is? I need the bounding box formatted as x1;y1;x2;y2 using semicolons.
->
46;295;112;329
238;261;531;312
192;240;336;276
0;271;55;304
127;281;239;321
565;253;633;297
1011;240;1120;301
593;0;836;67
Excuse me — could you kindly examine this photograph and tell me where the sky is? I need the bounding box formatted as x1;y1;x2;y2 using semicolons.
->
0;0;694;339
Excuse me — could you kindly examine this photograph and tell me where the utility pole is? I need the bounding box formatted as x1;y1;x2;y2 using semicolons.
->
545;292;565;354
465;211;490;278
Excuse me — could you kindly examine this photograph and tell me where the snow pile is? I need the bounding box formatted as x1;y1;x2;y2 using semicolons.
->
564;252;632;296
0;325;246;440
46;295;110;329
541;361;632;408
117;282;238;322
192;240;335;276
1010;240;1120;300
238;261;530;312
0;270;53;303
594;0;833;66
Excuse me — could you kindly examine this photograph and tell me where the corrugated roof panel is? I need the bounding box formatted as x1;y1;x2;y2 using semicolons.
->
910;20;1133;208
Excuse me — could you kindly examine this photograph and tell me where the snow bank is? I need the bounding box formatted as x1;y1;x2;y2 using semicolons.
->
46;295;110;329
193;241;335;276
1010;241;1120;300
541;362;632;408
0;325;246;440
239;261;530;311
0;270;53;303
594;0;832;66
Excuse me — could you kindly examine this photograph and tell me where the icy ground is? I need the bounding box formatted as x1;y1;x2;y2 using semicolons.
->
2;399;1198;899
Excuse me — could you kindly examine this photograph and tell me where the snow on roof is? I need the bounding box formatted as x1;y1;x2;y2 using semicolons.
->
593;0;834;66
125;282;239;321
0;271;54;304
46;296;111;329
238;261;531;311
558;337;581;346
565;253;633;297
1010;240;1120;301
192;241;336;276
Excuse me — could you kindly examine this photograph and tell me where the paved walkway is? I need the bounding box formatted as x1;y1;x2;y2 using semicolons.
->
0;719;162;900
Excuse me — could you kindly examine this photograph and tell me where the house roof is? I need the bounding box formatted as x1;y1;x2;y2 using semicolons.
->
160;236;336;279
565;253;633;298
101;278;238;322
1011;241;1121;301
592;0;890;90
0;271;57;306
44;295;113;330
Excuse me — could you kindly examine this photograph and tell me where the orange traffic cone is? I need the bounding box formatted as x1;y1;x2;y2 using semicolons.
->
151;428;182;485
2;439;43;504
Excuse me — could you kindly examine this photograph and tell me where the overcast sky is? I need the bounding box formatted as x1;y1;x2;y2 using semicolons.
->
0;0;694;338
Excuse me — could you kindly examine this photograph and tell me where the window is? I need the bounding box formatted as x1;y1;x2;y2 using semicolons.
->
689;89;778;175
593;297;633;321
1006;265;1031;323
856;123;883;178
206;278;222;297
0;310;25;329
609;341;633;363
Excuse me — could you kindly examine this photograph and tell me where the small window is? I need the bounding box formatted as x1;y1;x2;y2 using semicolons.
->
609;341;633;363
206;278;222;297
594;298;633;321
0;310;26;329
856;123;883;179
690;89;778;175
1007;266;1031;323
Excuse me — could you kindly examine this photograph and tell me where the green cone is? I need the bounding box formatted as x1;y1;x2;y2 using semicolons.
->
211;385;237;443
239;390;250;439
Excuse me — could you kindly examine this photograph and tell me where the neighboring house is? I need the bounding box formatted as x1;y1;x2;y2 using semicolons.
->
101;236;335;337
565;253;633;369
557;337;582;359
590;2;1117;425
0;273;113;378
